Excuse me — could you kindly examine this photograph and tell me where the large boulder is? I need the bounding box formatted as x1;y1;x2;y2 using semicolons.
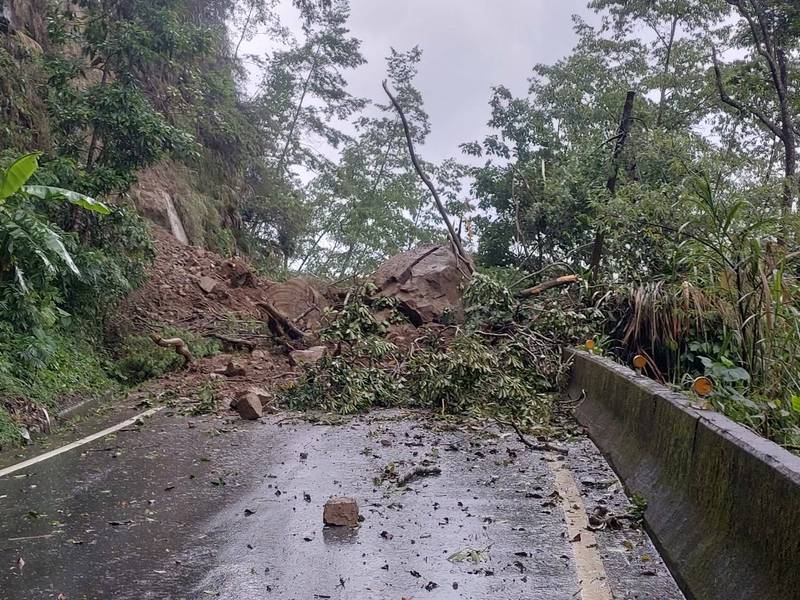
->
371;245;471;325
263;277;328;329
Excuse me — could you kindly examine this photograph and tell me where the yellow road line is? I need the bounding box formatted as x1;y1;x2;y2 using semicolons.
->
551;455;614;600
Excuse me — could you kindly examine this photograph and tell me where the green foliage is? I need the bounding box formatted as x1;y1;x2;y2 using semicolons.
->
115;329;220;384
0;151;153;441
286;339;402;414
285;286;402;413
457;0;799;452
0;325;115;409
286;274;562;421
188;383;219;416
463;273;517;325
0;153;110;327
0;153;39;201
602;172;800;449
318;284;398;342
630;493;648;525
407;333;551;416
0;408;22;450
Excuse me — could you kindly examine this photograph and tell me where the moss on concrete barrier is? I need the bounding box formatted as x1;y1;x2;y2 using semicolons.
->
566;349;800;600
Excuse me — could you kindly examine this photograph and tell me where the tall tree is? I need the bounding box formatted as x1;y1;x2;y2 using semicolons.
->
298;47;442;276
591;0;727;128
255;0;366;177
711;0;800;216
241;0;365;270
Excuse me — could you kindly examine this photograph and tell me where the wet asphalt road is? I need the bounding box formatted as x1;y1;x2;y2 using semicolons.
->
0;407;684;599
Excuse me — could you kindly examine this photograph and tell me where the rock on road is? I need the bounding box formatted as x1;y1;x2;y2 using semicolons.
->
0;407;684;599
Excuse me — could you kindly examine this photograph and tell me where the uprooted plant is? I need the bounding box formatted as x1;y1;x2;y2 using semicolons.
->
283;274;570;425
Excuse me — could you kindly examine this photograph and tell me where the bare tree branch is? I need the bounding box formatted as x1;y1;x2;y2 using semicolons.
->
382;80;470;269
711;46;784;139
516;275;580;299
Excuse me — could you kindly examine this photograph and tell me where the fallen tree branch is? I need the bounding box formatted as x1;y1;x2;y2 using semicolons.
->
205;332;256;351
396;465;442;487
517;275;580;298
150;333;193;366
497;419;568;455
256;301;307;341
382;80;471;272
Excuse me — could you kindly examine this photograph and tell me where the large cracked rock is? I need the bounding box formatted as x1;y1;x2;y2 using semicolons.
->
264;277;328;329
371;245;471;325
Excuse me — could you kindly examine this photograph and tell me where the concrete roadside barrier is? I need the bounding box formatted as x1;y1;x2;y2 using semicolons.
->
566;349;800;600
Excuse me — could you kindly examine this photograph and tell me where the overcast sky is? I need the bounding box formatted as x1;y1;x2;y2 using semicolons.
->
242;0;596;163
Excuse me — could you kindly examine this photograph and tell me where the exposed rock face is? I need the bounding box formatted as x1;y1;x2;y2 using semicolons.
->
371;245;471;325
128;163;191;244
4;0;49;42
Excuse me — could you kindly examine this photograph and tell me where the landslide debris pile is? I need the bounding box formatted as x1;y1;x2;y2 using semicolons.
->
116;227;328;337
119;230;573;423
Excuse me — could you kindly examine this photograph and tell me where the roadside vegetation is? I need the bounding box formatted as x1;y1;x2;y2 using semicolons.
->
284;276;576;424
0;0;798;452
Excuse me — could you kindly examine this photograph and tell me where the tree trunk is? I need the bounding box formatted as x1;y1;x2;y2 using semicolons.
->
783;136;797;213
276;51;319;175
233;3;256;61
383;80;470;270
718;1;798;219
655;16;678;128
589;90;635;284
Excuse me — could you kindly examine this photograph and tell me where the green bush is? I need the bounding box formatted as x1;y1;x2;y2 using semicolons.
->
0;409;21;450
284;274;561;421
0;325;115;408
115;329;221;384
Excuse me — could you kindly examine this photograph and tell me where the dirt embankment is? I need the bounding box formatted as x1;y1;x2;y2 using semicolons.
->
116;227;328;336
116;228;470;414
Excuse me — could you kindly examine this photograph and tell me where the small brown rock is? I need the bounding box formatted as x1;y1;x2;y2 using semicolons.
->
221;360;246;377
250;349;268;360
323;496;359;527
197;276;218;294
289;345;327;367
221;259;256;288
233;393;263;420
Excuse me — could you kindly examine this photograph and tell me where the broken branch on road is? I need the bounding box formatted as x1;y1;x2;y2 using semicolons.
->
497;419;569;455
149;333;193;366
396;465;442;487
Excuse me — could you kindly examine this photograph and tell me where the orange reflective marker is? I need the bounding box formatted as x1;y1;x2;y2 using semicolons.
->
692;376;713;397
632;354;647;370
585;339;596;350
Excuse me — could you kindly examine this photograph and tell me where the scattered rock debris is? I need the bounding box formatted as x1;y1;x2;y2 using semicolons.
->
111;226;482;420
